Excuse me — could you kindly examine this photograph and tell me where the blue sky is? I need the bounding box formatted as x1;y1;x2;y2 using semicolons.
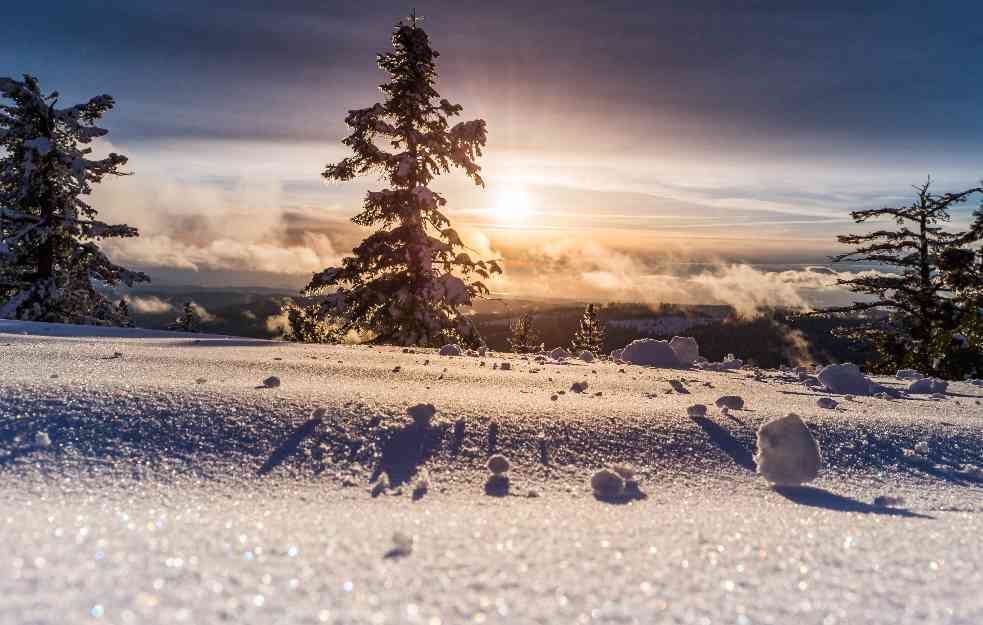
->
3;1;982;300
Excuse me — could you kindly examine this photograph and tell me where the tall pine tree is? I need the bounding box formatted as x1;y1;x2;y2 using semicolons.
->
570;303;605;354
508;312;541;353
0;75;148;325
822;178;983;375
304;14;501;347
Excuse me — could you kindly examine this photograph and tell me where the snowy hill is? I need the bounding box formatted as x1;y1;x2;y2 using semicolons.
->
2;321;983;624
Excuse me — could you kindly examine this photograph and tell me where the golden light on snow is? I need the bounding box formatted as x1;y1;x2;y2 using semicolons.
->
491;187;533;222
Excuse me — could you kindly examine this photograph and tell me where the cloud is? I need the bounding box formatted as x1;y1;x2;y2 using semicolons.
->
188;301;217;323
125;295;174;314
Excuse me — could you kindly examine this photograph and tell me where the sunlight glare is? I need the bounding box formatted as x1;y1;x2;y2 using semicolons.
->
493;188;532;221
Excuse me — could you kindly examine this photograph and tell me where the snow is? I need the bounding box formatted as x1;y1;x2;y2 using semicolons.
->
817;363;874;395
619;338;680;367
486;454;510;475
549;346;571;360
896;369;925;381
2;322;983;625
817;397;839;410
668;335;700;365
754;413;822;485
590;467;625;498
578;350;595;362
407;403;436;426
687;404;708;417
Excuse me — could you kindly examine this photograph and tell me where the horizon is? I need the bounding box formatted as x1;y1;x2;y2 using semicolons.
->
4;1;983;310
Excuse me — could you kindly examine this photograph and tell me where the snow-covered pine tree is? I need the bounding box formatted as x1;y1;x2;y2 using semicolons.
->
508;312;541;354
168;301;200;333
0;75;148;324
822;178;983;375
570;303;605;354
303;13;501;347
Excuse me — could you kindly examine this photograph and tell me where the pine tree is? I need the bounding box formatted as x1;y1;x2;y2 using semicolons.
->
116;298;134;328
508;312;541;353
303;13;501;347
0;75;148;324
570;303;605;354
822;178;983;375
281;300;339;343
168;301;200;333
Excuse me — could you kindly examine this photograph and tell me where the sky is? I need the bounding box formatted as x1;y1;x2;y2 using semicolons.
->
3;1;983;308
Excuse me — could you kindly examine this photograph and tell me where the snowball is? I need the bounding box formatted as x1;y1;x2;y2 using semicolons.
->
262;376;281;388
908;377;947;395
487;454;511;475
896;369;924;381
407;403;436;427
715;395;744;410
687;404;708;417
620;339;680;367
438;343;462;356
549;347;571;360
591;468;626;499
35;431;51;448
578;350;595;362
816;363;873;395
816;397;838;410
499;362;511;370
570;381;588;393
914;441;929;455
668;336;700;365
754;413;822;485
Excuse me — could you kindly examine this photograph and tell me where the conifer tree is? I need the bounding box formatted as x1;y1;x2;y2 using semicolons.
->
281;300;339;343
822;178;983;375
0;75;148;324
168;301;200;333
570;303;605;354
304;13;501;347
508;312;541;354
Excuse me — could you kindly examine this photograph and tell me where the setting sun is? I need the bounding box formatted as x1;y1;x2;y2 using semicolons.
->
492;187;533;221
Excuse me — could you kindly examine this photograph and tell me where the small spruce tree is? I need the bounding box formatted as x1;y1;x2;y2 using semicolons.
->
0;75;148;324
822;178;983;376
281;300;339;344
168;301;200;333
303;13;501;347
508;312;541;353
570;303;605;354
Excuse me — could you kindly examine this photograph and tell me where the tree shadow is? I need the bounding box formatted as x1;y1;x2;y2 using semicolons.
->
257;417;322;476
773;485;934;519
690;416;756;472
371;421;446;487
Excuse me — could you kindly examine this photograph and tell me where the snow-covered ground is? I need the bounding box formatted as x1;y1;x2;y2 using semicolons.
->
2;320;983;624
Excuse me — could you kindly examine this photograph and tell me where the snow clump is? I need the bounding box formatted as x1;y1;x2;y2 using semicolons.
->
715;395;744;410
261;376;281;388
908;378;947;395
487;454;511;475
578;350;595;362
620;339;680;367
591;468;626;499
407;403;436;427
438;343;462;356
35;431;51;448
754;413;822;485
816;397;838;410
816;363;873;395
687;404;708;417
896;369;924;381
570;381;588;393
668;336;700;365
549;347;571;360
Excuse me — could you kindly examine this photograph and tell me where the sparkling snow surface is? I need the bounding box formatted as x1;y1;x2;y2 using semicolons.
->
2;321;983;625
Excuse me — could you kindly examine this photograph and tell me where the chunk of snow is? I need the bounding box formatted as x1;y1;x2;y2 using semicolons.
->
549;347;571;360
715;395;744;410
499;362;511;371
610;348;624;361
578;350;595;362
484;473;510;496
487;454;511;475
908;377;947;395
35;431;51;448
895;369;924;381
570;381;588;393
407;403;436;427
438;343;462;356
816;397;838;410
687;404;708;417
620;339;680;367
754;413;822;485
261;376;281;388
591;468;626;499
816;363;873;396
668;336;700;365
370;474;389;497
913;441;929;455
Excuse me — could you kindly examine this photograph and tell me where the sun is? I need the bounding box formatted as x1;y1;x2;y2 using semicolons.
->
492;188;532;221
